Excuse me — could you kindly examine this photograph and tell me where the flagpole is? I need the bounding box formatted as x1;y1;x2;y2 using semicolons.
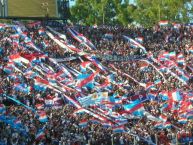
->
155;134;158;145
134;136;136;145
176;133;178;145
111;134;114;145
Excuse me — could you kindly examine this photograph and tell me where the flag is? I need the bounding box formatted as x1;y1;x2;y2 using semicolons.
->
53;97;63;109
159;20;169;26
103;33;113;40
139;62;149;71
123;35;147;53
177;53;184;59
169;51;176;58
154;122;163;129
38;111;48;123
135;37;144;43
123;99;144;114
90;118;100;124
188;47;193;54
35;129;45;141
0;104;5;114
159;91;169;100
0;24;5;29
154;79;162;85
35;104;44;110
45;96;54;106
145;82;156;91
159;115;167;122
79;120;88;127
178;118;187;124
113;126;125;133
80;61;91;72
169;91;182;102
163;122;172;128
77;70;99;88
38;29;45;35
101;121;112;128
67;28;96;50
73;108;85;115
3;66;13;74
177;58;185;65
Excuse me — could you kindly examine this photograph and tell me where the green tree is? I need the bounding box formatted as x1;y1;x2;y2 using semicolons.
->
132;0;192;27
70;0;134;26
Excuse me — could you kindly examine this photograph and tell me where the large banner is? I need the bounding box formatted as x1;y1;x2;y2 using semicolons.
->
54;54;146;62
96;54;146;61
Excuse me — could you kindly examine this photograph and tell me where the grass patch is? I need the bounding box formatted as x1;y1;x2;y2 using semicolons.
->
8;0;57;17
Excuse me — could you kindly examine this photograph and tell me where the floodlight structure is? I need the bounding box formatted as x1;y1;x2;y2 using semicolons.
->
0;0;8;17
57;0;70;21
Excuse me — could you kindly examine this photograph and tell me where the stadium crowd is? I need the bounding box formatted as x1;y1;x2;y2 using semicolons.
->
0;21;193;145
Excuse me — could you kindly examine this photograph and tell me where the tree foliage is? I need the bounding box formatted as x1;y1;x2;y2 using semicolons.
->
70;0;193;27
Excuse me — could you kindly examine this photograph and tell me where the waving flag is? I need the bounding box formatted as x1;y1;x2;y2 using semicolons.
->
154;79;162;85
135;37;144;43
79;120;88;127
38;29;45;35
159;20;169;26
45;95;54;106
73;108;85;115
38;111;48;123
80;61;91;72
0;104;6;114
169;90;182;102
35;129;45;141
77;70;99;88
159;114;167;122
188;47;193;54
145;82;156;91
159;91;169;100
177;58;185;65
163;122;172;128
3;66;13;74
169;51;176;58
154;122;163;129
35;104;44;110
123;99;144;114
178;118;187;124
123;35;147;54
68;28;96;50
0;24;6;29
113;126;125;133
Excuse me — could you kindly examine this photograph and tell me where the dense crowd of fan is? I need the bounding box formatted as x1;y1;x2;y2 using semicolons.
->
0;21;193;145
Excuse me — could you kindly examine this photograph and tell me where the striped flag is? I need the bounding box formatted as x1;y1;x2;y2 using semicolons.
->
178;118;187;124
154;122;163;129
38;111;48;123
159;114;167;122
163;122;172;128
77;70;99;88
79;120;88;127
159;20;169;26
35;129;45;141
135;37;144;43
123;99;144;114
67;28;96;50
3;66;13;74
113;126;125;133
38;29;45;35
169;90;182;102
169;51;176;58
73;108;85;115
